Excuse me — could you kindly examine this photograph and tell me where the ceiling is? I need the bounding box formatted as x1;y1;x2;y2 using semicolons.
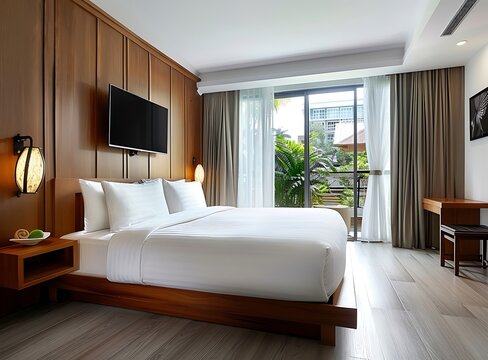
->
90;0;488;93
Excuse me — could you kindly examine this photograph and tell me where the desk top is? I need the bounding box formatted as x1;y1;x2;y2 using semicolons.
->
423;198;488;214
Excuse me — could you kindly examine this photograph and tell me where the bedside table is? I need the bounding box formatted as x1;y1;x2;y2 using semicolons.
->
0;238;79;290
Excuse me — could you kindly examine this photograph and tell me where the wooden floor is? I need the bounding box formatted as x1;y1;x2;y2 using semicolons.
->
1;242;488;360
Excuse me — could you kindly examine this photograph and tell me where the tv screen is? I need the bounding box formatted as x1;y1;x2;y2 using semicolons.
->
108;84;168;154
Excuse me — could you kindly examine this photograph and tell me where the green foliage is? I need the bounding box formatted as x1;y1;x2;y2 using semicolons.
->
274;132;333;207
339;188;355;207
338;151;369;189
274;123;370;209
274;98;291;112
338;151;369;172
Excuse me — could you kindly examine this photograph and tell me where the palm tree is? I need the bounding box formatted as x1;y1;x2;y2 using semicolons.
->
274;132;334;207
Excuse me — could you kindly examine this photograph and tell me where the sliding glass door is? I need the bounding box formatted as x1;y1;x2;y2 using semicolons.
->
274;86;367;240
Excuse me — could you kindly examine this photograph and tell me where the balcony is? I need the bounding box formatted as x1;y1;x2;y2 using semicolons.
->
313;170;369;238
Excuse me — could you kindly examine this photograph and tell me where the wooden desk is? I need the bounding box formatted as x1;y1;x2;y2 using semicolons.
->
423;198;488;263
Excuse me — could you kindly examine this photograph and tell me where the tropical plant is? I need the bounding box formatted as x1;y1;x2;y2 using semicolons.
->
336;151;369;207
339;188;355;208
274;132;334;207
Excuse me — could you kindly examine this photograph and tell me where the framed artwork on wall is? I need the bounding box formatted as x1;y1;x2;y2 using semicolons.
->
470;86;488;141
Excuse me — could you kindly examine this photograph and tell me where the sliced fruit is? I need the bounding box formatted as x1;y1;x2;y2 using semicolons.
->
28;229;44;239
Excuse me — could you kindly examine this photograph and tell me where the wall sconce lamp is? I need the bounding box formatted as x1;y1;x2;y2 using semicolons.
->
192;156;204;183
194;164;205;184
13;134;45;197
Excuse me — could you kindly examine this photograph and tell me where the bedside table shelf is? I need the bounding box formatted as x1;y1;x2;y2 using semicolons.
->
0;238;79;290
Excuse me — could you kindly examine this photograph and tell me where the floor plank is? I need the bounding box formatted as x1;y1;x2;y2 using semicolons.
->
353;243;405;310
370;309;431;360
1;242;487;360
443;315;488;360
108;316;192;360
392;281;474;360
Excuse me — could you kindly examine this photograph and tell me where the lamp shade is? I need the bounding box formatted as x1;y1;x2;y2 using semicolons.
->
194;164;205;183
15;146;45;194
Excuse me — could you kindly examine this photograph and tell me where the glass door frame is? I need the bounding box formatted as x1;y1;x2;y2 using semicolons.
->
274;84;363;240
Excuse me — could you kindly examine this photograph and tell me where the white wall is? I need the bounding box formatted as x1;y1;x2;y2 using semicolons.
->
465;43;488;224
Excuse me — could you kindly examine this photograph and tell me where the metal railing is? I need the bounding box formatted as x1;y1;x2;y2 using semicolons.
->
319;170;369;209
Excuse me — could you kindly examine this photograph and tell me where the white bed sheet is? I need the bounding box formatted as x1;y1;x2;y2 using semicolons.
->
107;206;347;302
62;230;113;277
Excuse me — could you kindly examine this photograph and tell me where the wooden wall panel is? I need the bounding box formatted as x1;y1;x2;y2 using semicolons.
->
127;39;150;179
0;0;44;247
0;0;202;317
96;21;125;178
149;55;171;178
55;0;97;179
70;0;198;83
0;0;44;315
185;77;203;180
170;69;186;179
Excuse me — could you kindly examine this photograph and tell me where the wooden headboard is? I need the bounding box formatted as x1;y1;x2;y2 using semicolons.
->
74;192;84;232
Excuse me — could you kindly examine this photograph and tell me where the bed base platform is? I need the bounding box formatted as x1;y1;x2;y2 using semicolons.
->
49;254;356;346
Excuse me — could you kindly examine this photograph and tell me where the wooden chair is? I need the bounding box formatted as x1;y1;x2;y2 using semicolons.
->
440;224;488;276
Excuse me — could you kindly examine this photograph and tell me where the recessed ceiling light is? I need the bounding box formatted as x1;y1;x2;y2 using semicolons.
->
457;40;468;46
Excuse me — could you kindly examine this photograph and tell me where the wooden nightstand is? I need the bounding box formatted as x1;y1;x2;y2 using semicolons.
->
0;238;79;290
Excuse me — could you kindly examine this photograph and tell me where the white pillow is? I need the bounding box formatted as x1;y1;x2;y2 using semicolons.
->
162;180;207;213
140;178;185;184
79;179;110;232
102;179;170;232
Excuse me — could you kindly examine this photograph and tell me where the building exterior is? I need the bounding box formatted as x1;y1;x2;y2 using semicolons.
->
309;103;364;146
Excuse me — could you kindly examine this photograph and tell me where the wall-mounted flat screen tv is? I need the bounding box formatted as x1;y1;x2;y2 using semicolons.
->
109;84;168;154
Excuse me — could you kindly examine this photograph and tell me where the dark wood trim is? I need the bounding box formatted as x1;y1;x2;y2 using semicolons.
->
51;253;356;346
123;35;128;178
95;17;99;177
74;192;84;232
44;0;56;233
71;0;199;82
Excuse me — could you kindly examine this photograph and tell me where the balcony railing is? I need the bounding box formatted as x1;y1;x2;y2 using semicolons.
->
315;170;369;209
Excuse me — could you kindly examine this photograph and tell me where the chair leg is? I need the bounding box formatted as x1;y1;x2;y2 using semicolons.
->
483;239;487;269
454;238;460;276
440;232;446;267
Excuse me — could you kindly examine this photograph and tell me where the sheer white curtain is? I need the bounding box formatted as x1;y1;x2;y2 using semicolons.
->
237;88;274;207
362;76;391;242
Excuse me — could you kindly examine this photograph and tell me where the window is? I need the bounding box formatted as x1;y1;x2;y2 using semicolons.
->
310;108;326;120
326;107;340;119
340;106;353;119
327;133;335;142
326;120;339;131
357;105;364;119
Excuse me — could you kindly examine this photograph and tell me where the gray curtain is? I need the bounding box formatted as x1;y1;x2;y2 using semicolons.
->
203;91;239;206
391;67;465;249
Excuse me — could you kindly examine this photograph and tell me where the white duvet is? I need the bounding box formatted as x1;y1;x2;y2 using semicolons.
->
107;206;347;302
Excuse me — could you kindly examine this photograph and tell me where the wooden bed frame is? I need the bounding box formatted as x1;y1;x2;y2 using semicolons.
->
49;183;357;346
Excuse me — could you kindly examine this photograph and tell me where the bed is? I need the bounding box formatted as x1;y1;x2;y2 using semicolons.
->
50;178;357;345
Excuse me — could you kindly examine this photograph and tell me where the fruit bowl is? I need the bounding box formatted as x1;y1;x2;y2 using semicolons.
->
9;232;51;246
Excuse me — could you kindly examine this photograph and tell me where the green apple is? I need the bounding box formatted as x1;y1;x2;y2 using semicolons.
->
28;229;44;239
